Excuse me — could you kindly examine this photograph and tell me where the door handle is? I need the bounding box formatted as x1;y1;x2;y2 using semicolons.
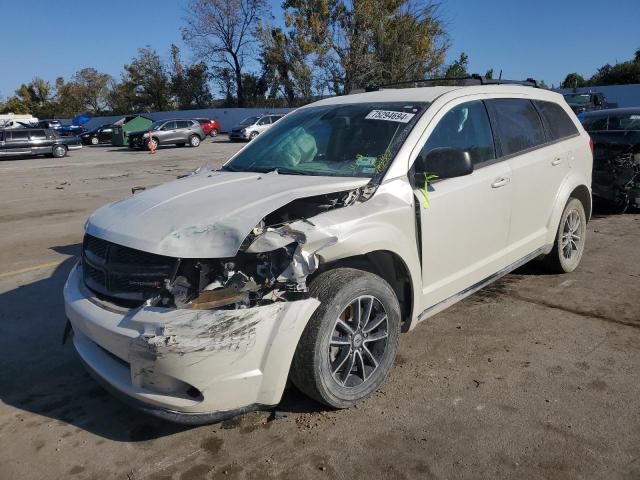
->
551;158;562;166
491;177;510;188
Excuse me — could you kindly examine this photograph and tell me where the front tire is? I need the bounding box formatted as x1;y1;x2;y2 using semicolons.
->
146;137;158;151
290;268;401;409
90;136;99;145
210;129;218;138
189;135;201;147
249;131;258;141
543;197;587;273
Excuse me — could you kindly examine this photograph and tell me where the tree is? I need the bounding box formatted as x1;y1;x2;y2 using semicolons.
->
281;0;449;94
117;47;172;112
182;0;269;106
257;26;312;106
169;44;214;109
73;68;112;112
445;52;469;78
0;78;56;117
485;68;494;79
561;72;587;89
560;49;640;88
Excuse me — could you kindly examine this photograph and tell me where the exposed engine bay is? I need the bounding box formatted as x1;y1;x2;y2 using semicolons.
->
593;144;640;211
84;186;375;311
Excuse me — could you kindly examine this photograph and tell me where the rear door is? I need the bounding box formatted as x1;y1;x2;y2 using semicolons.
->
4;130;32;156
485;98;565;262
414;99;513;309
29;129;51;155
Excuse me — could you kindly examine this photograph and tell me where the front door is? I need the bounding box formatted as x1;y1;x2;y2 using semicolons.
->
158;121;177;144
413;99;512;310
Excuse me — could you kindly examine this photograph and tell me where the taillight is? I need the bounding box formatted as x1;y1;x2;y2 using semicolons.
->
589;137;594;155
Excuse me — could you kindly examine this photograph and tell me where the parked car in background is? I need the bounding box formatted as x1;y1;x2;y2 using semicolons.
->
563;91;611;114
229;114;284;141
81;124;114;145
59;124;88;136
36;120;62;130
195;118;222;137
581;108;640;211
64;82;592;424
128;119;205;150
0;128;81;158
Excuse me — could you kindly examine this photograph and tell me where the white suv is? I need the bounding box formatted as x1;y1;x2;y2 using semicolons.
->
64;83;592;423
229;114;284;141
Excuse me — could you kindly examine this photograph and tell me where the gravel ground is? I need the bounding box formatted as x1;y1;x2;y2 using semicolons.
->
0;138;639;480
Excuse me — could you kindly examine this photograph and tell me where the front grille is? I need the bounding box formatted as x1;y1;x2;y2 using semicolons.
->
82;234;177;306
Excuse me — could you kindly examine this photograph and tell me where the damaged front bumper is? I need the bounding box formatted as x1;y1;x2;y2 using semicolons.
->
64;264;320;424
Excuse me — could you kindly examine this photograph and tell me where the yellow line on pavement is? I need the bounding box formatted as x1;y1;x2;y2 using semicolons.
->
0;260;67;279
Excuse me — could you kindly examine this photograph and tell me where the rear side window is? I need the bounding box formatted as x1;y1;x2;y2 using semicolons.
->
8;130;29;141
581;115;608;132
421;100;495;165
486;99;546;156
608;113;640;131
534;101;579;140
196;118;208;125
176;121;190;129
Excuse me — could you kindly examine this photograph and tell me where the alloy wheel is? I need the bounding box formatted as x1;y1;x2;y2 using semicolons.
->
561;210;582;260
329;295;389;388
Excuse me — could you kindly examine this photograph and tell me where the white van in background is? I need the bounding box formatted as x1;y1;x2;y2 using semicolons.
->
0;113;38;129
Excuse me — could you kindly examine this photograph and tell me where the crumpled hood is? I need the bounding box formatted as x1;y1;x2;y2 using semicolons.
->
86;170;369;258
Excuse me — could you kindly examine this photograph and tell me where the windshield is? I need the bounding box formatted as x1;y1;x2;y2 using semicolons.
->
148;121;164;130
564;94;591;105
239;116;260;126
225;102;427;177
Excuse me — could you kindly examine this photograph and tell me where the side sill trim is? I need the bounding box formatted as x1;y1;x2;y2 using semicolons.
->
417;246;547;323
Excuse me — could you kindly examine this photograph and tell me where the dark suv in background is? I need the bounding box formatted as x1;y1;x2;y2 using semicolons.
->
0;128;82;158
128;119;205;150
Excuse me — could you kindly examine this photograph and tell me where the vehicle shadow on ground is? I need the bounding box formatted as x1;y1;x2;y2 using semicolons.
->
0;243;327;441
0;244;190;442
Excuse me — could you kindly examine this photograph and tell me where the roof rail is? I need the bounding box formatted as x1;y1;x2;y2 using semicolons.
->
364;74;540;92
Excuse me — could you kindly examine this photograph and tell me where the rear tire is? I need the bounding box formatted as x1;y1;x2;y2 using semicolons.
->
90;136;99;145
543;197;587;273
210;129;218;138
290;268;401;409
189;135;201;147
52;145;67;158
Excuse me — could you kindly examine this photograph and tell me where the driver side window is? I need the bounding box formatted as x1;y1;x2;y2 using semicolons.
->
417;100;495;172
257;117;271;126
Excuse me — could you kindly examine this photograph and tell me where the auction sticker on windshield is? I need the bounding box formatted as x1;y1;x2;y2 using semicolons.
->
365;110;415;123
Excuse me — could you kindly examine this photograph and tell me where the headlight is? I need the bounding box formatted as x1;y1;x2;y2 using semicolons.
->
241;128;247;135
142;132;150;138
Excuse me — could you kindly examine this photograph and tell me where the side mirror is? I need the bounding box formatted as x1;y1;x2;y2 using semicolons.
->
414;147;473;185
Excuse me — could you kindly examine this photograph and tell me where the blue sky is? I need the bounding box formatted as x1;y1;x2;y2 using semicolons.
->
2;0;639;98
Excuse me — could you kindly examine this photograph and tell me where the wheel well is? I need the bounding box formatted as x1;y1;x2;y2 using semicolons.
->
570;185;592;221
314;251;413;332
